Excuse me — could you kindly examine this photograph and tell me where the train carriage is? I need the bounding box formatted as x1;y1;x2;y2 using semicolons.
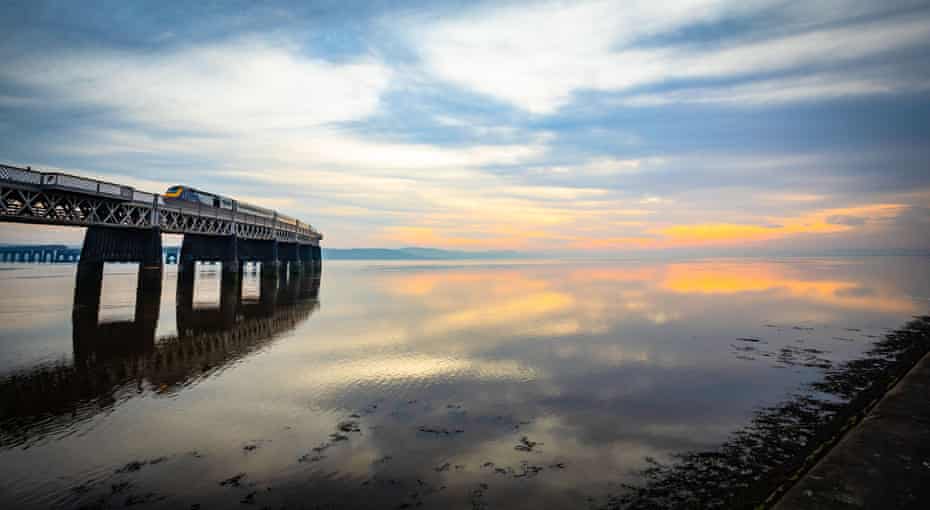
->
163;185;277;219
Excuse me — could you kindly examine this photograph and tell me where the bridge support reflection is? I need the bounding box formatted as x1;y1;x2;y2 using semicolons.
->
72;227;163;361
73;274;161;368
176;267;241;334
0;262;322;448
175;257;322;334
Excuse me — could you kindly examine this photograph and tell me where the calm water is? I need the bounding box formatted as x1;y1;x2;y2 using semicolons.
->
0;257;928;509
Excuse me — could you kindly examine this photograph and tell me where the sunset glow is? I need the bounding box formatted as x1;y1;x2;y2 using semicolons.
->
1;1;927;254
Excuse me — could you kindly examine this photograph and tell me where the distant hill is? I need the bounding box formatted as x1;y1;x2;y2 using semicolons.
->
322;247;525;260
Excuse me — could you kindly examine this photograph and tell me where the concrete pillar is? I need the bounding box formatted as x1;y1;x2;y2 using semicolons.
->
79;226;163;268
259;261;279;314
73;261;104;326
135;276;161;328
138;248;163;320
278;242;300;277
220;266;240;324
175;260;195;328
74;226;163;326
180;234;238;273
277;267;304;305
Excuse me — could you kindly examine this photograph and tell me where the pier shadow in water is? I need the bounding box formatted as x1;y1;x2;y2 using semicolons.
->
0;266;321;449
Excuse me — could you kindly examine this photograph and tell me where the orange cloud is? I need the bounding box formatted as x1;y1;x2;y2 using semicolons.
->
656;203;904;246
569;236;661;249
373;202;907;252
658;223;784;243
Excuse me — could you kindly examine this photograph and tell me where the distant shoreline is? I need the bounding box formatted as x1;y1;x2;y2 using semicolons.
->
1;244;928;262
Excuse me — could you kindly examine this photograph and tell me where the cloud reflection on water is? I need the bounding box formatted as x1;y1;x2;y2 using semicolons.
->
0;257;926;509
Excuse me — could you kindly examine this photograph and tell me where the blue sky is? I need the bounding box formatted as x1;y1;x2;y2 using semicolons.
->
1;0;929;251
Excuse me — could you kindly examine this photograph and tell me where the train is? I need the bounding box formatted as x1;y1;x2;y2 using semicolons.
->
163;185;299;226
1;164;317;236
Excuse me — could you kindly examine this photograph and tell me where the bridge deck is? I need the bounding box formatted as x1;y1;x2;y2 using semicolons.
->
1;164;321;244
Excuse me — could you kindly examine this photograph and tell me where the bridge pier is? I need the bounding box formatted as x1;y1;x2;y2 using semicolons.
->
236;238;282;304
72;231;162;362
179;234;238;276
276;267;304;306
176;236;309;316
279;242;302;276
73;226;163;324
299;244;321;274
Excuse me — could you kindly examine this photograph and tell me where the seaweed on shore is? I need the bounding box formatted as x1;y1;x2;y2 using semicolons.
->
610;315;930;510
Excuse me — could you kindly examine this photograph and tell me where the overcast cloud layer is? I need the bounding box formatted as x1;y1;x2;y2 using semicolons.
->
1;0;929;252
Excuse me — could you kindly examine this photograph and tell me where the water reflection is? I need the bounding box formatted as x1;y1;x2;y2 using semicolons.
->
0;257;927;509
0;266;320;449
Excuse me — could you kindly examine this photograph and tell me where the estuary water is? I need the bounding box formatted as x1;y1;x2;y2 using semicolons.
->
0;257;928;509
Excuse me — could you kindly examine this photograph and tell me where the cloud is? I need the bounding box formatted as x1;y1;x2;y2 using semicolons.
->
655;203;904;245
826;214;868;226
529;157;667;178
406;1;930;113
1;38;392;133
2;2;928;253
618;71;929;107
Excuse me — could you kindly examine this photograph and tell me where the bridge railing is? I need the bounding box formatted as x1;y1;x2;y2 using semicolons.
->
42;172;134;200
1;163;321;242
0;164;43;186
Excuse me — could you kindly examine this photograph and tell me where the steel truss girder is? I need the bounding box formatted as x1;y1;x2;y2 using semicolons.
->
2;183;318;245
2;186;153;227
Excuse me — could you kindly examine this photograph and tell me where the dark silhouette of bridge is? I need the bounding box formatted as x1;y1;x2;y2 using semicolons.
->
1;163;322;307
0;163;325;447
0;266;321;448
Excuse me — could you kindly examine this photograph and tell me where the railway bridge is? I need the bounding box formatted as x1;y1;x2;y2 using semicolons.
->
1;163;322;302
